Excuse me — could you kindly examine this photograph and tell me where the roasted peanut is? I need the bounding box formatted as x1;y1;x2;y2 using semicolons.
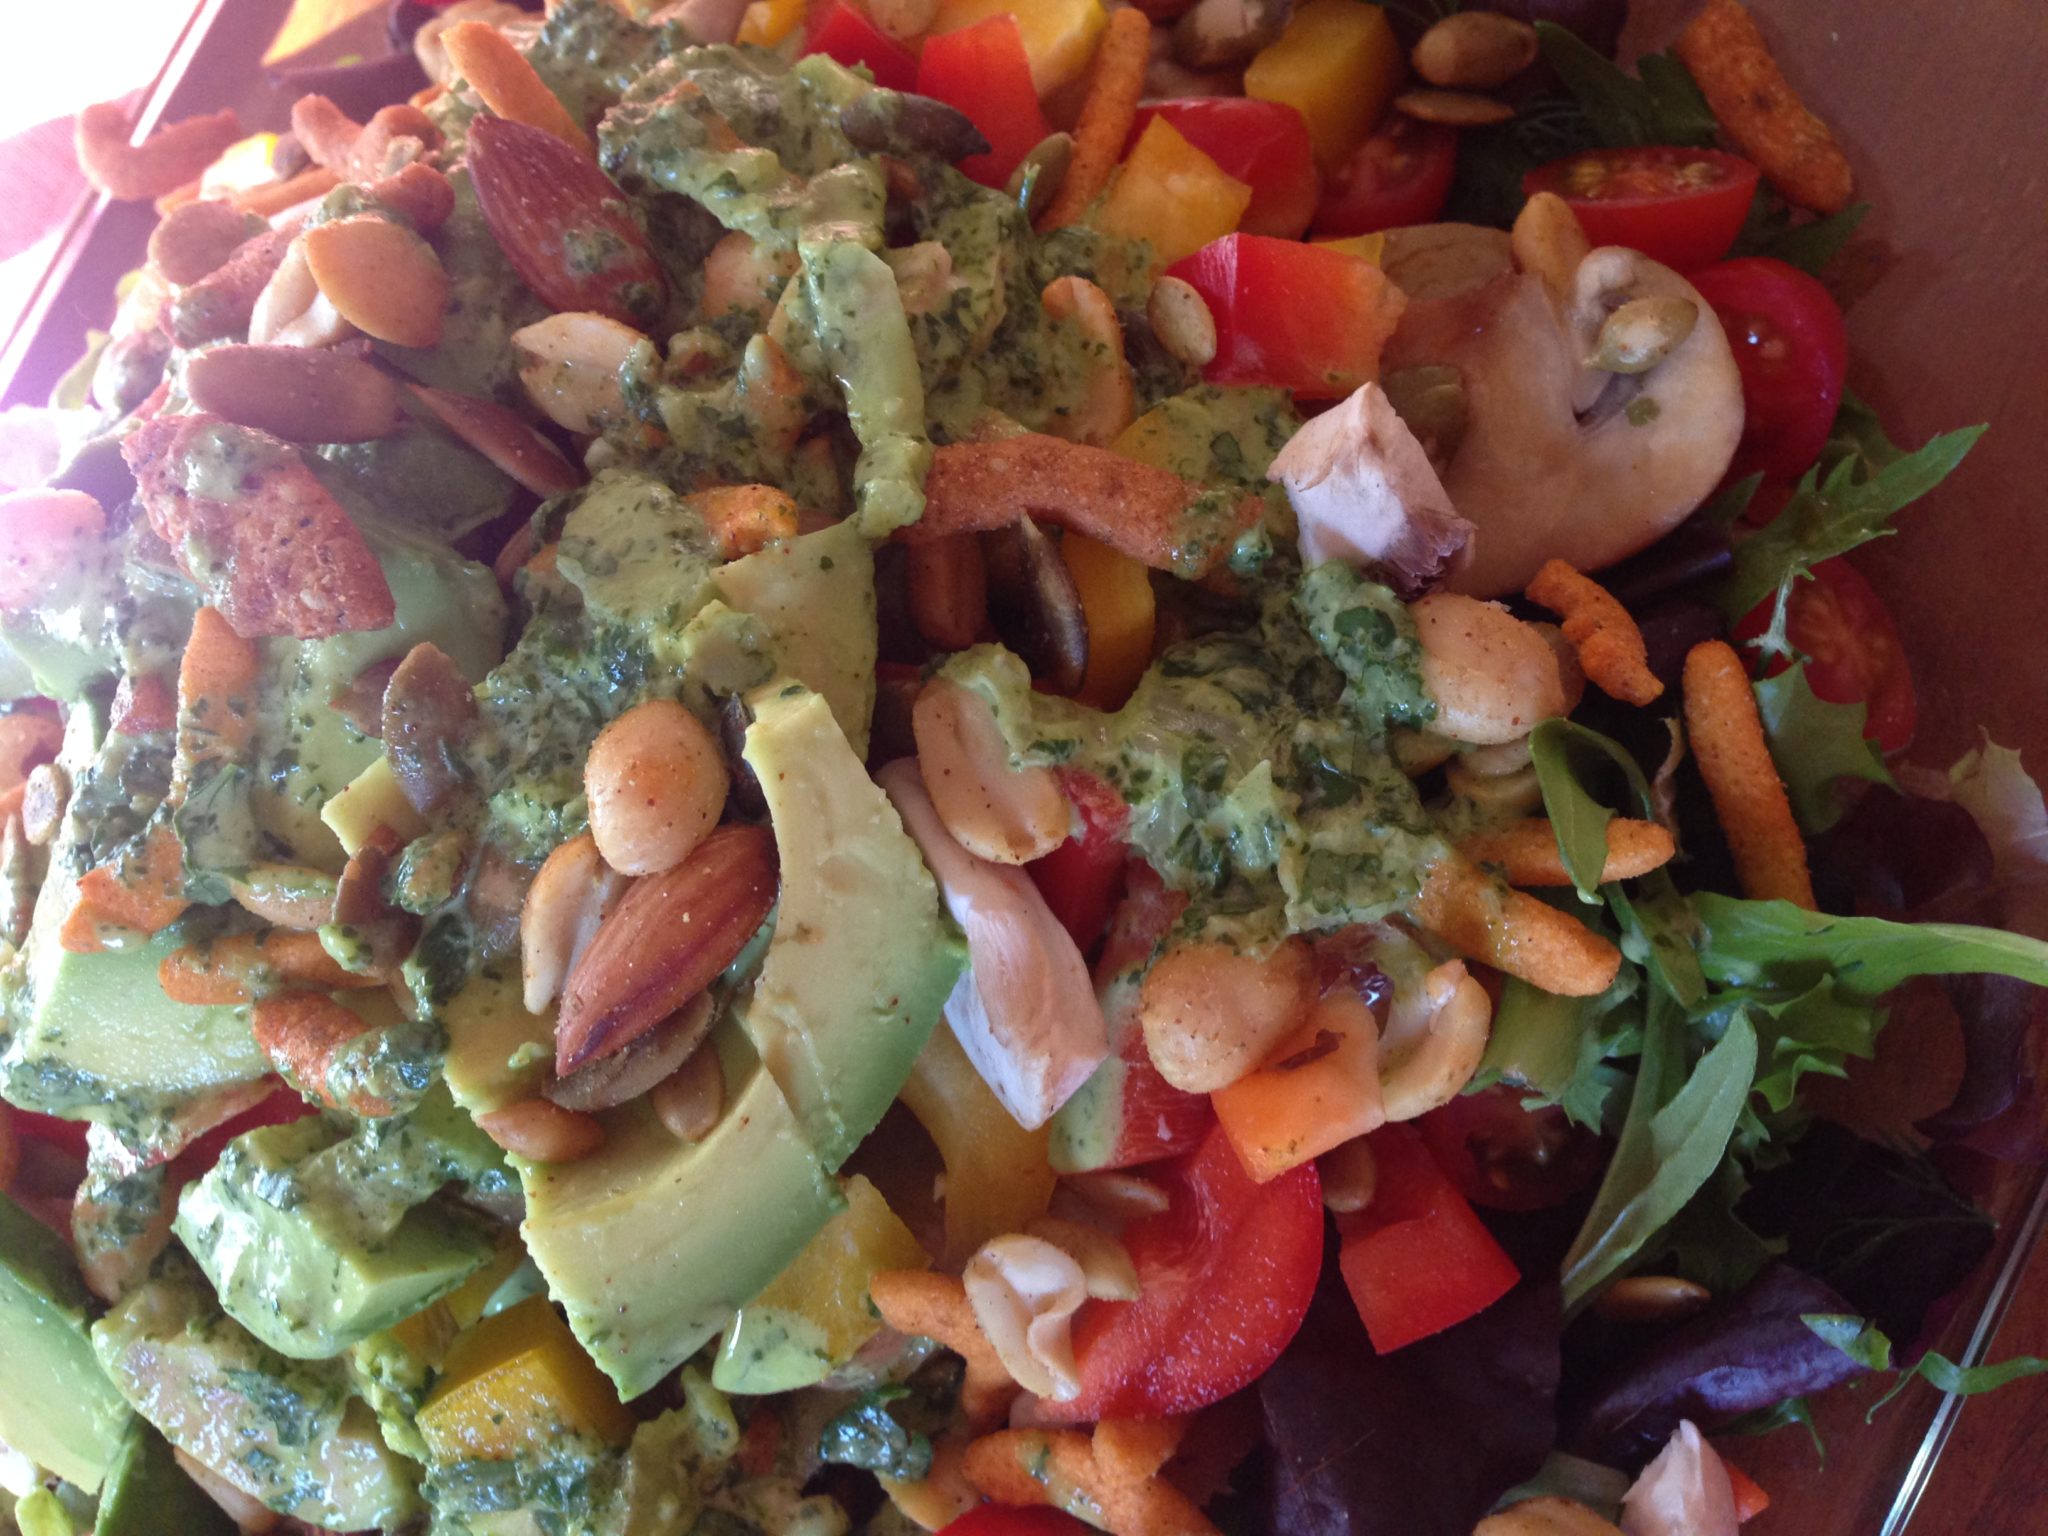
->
1412;11;1539;91
522;832;627;1014
1139;937;1314;1093
584;699;729;878
650;1042;727;1141
907;535;990;654
477;1097;604;1163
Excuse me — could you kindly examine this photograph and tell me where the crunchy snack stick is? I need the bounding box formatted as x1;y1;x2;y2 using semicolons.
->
870;1269;1019;1430
1675;0;1854;215
1682;639;1815;907
963;1421;1218;1536
1526;558;1663;706
1413;852;1623;997
909;434;1263;580
74;100;243;201
1040;7;1151;231
1461;817;1677;887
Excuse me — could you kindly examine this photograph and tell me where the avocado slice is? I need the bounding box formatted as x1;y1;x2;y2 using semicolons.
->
174;1088;507;1360
736;680;966;1169
94;1422;235;1536
0;1192;132;1493
519;1026;845;1400
92;1263;421;1530
714;519;878;755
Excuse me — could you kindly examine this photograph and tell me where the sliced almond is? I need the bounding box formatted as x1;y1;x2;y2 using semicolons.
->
184;345;401;444
548;992;717;1113
555;823;778;1074
149;198;263;286
300;214;451;350
511;311;644;433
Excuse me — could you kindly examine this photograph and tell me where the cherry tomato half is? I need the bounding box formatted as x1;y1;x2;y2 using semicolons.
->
1733;556;1917;754
1038;1120;1323;1422
1416;1086;1606;1213
1311;118;1457;238
1524;146;1759;272
1689;256;1848;484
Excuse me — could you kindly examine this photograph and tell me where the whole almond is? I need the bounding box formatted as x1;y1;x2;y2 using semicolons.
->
184;344;401;444
555;823;778;1075
467;115;667;329
300;214;451;350
548;992;717;1113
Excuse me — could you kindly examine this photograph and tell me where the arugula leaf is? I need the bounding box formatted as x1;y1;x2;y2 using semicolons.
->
1529;719;1620;901
1721;1395;1825;1459
1801;1315;2048;1421
1643;1155;1778;1294
1695;894;2048;999
1536;25;1718;148
1476;971;1642;1131
1561;997;1757;1313
1698;977;1884;1113
1752;662;1893;833
1699;471;1764;535
1717;420;1985;620
1732;188;1871;275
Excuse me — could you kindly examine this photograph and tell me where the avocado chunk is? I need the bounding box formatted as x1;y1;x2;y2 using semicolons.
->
174;1086;509;1359
94;1422;236;1536
519;1026;845;1400
0;1192;132;1493
92;1262;421;1530
714;519;878;754
736;680;966;1169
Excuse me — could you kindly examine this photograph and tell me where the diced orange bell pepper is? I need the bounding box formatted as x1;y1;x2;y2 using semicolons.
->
418;1295;635;1462
899;1027;1057;1266
931;0;1109;97
1093;117;1253;269
1213;990;1384;1183
737;0;808;47
1062;533;1155;710
1245;0;1405;174
388;1246;524;1370
717;1174;930;1391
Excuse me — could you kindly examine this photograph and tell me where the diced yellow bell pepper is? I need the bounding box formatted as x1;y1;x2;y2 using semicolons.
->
388;1245;525;1369
1245;0;1405;173
418;1296;635;1462
1062;533;1155;711
714;1175;929;1393
1314;231;1388;265
1092;117;1253;270
932;0;1109;96
899;1028;1057;1267
737;0;807;47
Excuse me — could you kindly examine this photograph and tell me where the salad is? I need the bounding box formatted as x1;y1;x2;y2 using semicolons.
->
1;0;2042;1533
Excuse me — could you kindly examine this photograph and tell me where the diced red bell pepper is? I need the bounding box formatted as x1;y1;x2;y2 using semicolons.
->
1337;1123;1521;1354
804;1;919;94
914;16;1050;188
1027;769;1130;952
1164;233;1406;400
1128;99;1319;240
940;1509;1093;1536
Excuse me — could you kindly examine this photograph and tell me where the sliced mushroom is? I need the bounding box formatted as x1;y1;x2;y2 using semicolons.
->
1267;381;1474;597
878;759;1109;1130
382;642;478;817
1383;246;1743;596
983;517;1089;696
1174;0;1292;69
840;92;991;165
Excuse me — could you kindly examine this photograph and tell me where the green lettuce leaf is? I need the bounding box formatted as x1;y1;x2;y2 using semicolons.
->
1695;895;2048;999
1718;418;1984;621
1752;662;1892;833
1732;191;1871;275
1475;970;1642;1132
1535;25;1718;148
1562;997;1757;1313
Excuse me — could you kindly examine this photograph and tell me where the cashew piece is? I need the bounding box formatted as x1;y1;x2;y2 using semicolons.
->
913;677;1070;865
521;832;626;1014
1378;958;1492;1122
1411;592;1567;746
963;1233;1089;1401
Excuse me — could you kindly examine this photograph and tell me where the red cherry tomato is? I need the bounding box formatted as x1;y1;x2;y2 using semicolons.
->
915;17;1049;187
1336;1123;1520;1353
1311;118;1457;238
1039;1121;1324;1422
1523;146;1759;272
1689;257;1848;484
1733;556;1917;754
1415;1086;1606;1213
1027;769;1130;952
939;1509;1092;1536
804;2;919;93
1127;99;1319;239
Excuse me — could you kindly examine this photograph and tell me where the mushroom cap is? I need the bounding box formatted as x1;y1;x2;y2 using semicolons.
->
1384;246;1744;598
